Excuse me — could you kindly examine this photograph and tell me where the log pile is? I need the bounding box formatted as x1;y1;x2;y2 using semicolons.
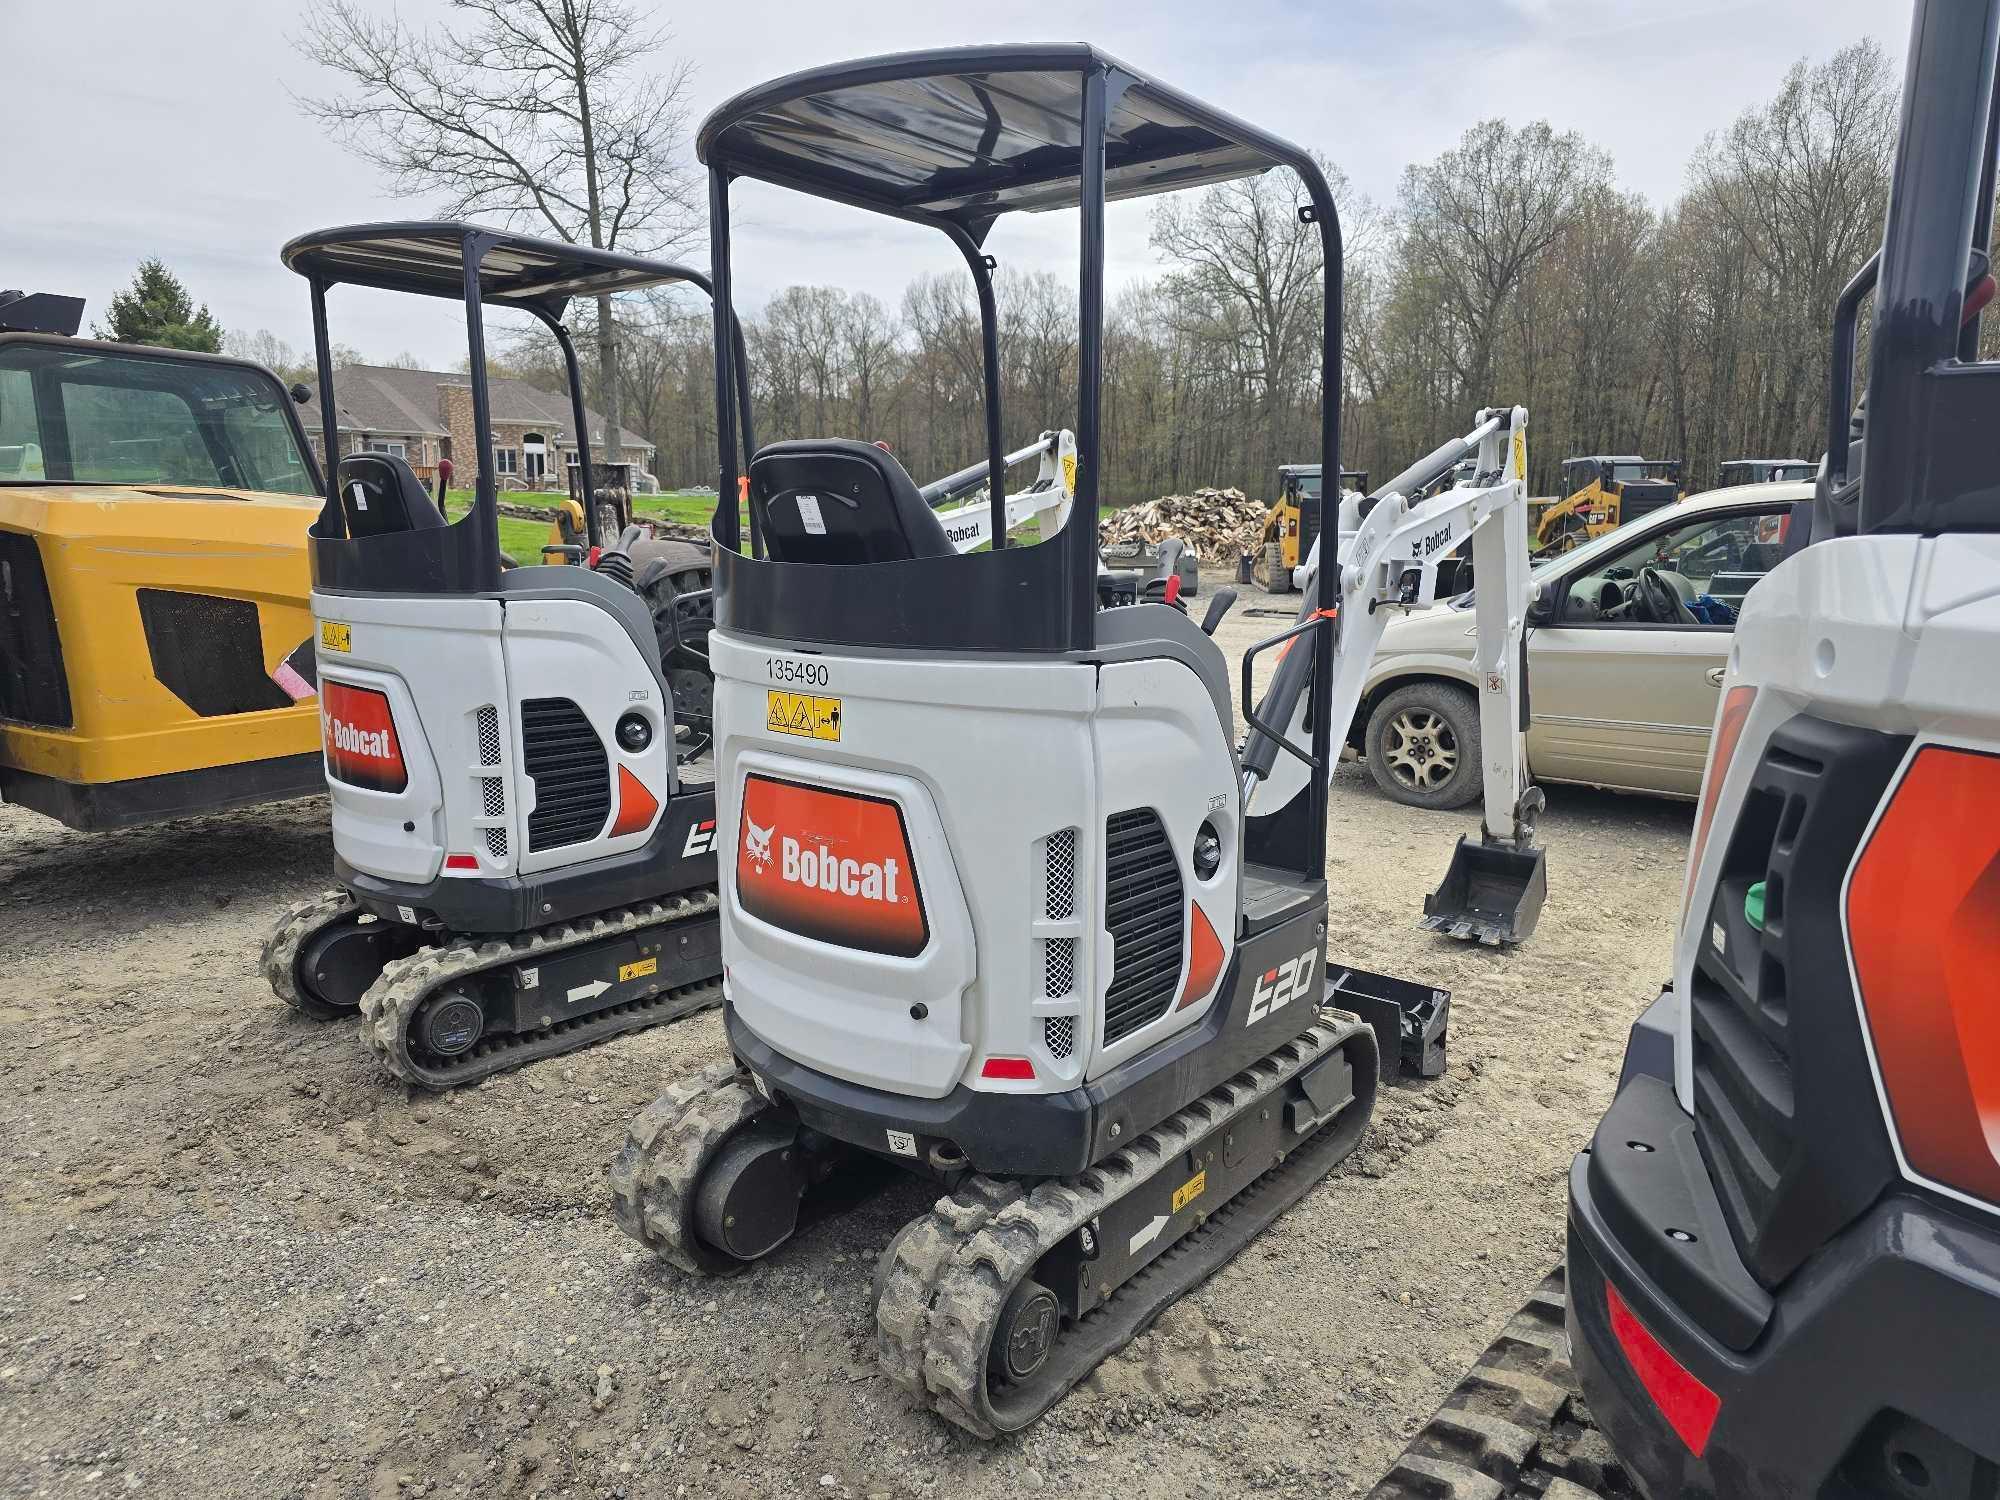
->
1098;487;1265;561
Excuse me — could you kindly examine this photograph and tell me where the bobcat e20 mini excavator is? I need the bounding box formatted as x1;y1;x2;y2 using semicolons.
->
259;224;755;1088
609;46;1544;1437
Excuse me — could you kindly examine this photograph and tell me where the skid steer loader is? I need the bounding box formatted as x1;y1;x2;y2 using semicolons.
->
608;44;1546;1439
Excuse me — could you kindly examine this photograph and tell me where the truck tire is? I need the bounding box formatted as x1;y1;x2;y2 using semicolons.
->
1262;540;1292;594
1365;681;1482;810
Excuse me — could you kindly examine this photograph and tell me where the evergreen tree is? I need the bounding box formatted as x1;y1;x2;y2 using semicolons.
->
95;259;223;351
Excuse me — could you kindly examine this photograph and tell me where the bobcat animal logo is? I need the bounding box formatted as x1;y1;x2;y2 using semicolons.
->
744;817;775;871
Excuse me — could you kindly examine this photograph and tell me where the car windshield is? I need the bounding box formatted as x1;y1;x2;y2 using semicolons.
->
1293;472;1322;500
0;342;314;494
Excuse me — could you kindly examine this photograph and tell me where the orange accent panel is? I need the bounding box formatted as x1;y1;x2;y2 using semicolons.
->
736;774;928;957
608;764;660;838
1848;746;2000;1204
321;681;407;793
1178;901;1226;1009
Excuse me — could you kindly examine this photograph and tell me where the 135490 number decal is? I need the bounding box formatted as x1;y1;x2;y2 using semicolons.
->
766;656;829;688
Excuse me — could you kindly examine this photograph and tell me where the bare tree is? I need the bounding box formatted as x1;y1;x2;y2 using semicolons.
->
296;0;700;471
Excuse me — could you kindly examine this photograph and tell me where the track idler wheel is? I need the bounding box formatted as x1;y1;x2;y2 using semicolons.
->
415;991;485;1058
692;1117;812;1263
989;1279;1061;1384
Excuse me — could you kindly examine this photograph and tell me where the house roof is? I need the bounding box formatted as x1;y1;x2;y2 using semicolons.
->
298;364;653;454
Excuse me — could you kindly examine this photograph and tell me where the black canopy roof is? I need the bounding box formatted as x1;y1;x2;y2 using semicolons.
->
697;44;1301;232
281;222;712;319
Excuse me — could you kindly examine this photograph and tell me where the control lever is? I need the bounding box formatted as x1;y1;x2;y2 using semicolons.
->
1200;588;1238;635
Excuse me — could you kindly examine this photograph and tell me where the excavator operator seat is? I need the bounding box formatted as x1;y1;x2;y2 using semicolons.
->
748;439;954;564
335;453;446;539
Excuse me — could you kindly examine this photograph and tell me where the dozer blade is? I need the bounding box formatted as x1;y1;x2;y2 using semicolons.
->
1420;835;1547;946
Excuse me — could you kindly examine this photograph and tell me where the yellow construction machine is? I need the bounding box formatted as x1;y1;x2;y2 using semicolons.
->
1531;453;1683;555
1253;461;1368;590
0;292;329;830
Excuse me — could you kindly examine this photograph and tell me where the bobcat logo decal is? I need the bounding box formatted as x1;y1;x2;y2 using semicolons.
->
744;817;775;871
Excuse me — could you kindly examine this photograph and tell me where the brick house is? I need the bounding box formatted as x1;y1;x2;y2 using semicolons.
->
299;365;654;489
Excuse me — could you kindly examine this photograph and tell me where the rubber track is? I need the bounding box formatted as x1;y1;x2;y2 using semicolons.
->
357;886;722;1089
607;1061;769;1274
1366;1265;1642;1500
876;1011;1372;1438
261;889;363;1021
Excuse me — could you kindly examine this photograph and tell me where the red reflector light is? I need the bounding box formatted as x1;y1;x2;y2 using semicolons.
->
444;853;478;870
1847;745;2000;1205
1606;1282;1720;1456
980;1056;1035;1081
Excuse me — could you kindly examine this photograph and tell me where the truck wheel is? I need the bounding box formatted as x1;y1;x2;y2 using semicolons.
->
1262;540;1292;594
1365;682;1482;809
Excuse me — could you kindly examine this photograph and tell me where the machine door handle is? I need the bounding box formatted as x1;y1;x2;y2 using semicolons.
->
1705;667;1726;687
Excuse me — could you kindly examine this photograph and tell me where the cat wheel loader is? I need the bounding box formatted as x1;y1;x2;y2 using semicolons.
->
1373;2;2000;1493
0;290;329;830
609;44;1545;1441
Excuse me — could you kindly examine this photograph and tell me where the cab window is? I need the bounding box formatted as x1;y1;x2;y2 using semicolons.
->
1557;509;1790;627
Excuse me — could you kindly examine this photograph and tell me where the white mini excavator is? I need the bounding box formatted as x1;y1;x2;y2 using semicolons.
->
610;45;1547;1439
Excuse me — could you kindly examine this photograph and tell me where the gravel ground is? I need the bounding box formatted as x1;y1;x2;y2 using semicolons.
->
0;579;1695;1500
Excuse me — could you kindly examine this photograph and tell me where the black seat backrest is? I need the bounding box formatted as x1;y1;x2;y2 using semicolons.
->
1738;541;1783;574
747;439;954;564
336;453;447;539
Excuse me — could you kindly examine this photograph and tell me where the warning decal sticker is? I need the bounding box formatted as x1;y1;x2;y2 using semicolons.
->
766;690;842;742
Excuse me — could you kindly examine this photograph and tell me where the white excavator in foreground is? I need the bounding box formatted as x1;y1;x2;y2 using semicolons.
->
612;42;1546;1446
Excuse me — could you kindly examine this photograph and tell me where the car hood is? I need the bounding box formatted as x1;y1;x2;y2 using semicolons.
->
1375;601;1478;657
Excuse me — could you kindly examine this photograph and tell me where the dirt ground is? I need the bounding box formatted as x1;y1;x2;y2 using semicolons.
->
0;582;1696;1500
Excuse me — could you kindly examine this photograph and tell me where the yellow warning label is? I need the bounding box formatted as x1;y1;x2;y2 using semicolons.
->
1172;1170;1207;1214
1061;451;1078;496
1512;429;1528;482
766;690;842;741
618;956;658;983
320;620;352;653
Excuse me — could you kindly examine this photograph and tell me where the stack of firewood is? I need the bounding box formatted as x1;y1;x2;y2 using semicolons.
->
1098;487;1264;560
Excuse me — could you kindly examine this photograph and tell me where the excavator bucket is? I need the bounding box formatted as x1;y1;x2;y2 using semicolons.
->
1420;835;1547;946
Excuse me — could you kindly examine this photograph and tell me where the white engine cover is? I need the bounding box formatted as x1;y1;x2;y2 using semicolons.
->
312;579;673;889
712;629;1240;1102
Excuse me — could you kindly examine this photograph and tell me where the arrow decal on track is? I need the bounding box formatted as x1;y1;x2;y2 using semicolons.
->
1128;1214;1169;1255
566;978;612;1005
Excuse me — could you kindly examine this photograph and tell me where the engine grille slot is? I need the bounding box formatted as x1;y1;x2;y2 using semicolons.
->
1689;714;1908;1289
0;531;70;727
1101;808;1184;1046
521;698;609;852
1044;1015;1075;1061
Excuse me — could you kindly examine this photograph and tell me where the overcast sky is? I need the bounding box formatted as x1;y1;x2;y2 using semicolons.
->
10;0;1905;370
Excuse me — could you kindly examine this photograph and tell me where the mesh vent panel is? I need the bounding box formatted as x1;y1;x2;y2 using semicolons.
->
481;776;505;817
484;826;508;860
1043;937;1076;998
1044;828;1076;920
1044;1016;1075;1060
476;706;502;766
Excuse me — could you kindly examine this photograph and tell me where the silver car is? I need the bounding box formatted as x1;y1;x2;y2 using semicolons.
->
1351;481;1812;806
